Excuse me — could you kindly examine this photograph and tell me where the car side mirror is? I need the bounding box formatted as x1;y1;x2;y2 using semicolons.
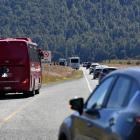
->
69;97;84;115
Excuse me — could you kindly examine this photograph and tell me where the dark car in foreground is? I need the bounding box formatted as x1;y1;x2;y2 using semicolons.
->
58;67;140;140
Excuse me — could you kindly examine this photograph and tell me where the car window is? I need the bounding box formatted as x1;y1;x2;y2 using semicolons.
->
103;69;107;73
107;76;131;108
123;81;139;106
86;76;114;110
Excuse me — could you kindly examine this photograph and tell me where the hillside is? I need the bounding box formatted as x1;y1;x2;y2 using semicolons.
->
0;0;140;61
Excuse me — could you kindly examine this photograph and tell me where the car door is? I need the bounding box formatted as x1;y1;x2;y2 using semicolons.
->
72;76;116;140
72;75;138;140
102;76;139;140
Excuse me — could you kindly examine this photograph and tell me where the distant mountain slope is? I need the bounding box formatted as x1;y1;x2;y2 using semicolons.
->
0;0;140;61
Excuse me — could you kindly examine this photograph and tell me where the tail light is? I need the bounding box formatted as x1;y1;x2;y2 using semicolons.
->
22;79;29;84
136;117;140;124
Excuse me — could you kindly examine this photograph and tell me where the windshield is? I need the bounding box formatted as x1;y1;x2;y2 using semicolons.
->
71;59;79;63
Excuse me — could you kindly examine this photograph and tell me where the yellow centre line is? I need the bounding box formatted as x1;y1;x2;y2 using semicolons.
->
0;97;37;127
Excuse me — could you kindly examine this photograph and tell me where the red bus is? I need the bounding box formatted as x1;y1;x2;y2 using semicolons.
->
0;38;43;96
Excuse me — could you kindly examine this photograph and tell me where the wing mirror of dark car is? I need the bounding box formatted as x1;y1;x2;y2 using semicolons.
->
69;97;84;115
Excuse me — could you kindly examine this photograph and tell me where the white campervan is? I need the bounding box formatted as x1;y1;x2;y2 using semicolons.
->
69;57;80;69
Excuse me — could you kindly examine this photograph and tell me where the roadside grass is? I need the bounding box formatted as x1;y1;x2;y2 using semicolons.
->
42;65;83;84
102;59;140;68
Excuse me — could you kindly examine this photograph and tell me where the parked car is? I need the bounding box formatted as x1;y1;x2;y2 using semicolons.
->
82;62;88;67
99;66;117;82
59;58;67;66
89;63;99;74
58;67;140;140
93;65;108;79
86;62;91;69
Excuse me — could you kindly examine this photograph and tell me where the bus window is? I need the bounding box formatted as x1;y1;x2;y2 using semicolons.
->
28;45;40;62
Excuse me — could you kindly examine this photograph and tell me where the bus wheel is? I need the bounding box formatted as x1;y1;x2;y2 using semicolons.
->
29;90;35;96
23;91;34;97
35;89;40;94
0;93;5;98
23;92;28;97
24;90;35;97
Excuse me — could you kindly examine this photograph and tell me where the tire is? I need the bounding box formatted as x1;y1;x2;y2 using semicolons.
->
35;89;40;94
0;93;5;98
29;90;35;96
23;92;28;97
23;91;35;97
23;81;35;97
29;81;35;96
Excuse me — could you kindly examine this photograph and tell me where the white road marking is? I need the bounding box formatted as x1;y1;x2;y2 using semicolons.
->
83;69;92;92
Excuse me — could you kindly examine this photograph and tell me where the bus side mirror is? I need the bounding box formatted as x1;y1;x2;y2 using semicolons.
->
37;49;44;59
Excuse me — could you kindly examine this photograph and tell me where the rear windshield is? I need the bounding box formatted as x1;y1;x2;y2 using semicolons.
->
71;59;79;63
0;41;28;60
95;69;102;72
103;68;117;73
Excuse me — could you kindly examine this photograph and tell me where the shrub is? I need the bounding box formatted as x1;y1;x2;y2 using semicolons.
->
136;61;140;65
127;61;131;65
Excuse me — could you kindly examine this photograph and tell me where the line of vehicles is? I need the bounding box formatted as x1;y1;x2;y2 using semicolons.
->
83;62;117;82
59;57;80;70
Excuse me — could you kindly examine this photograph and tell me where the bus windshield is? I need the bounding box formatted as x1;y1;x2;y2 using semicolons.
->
71;59;79;63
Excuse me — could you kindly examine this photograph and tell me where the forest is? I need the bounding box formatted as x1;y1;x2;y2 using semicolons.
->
0;0;140;62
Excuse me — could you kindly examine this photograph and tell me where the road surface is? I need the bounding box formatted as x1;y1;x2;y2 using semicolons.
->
0;67;98;140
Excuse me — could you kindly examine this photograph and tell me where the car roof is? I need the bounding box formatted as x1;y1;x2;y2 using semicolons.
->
95;65;108;69
106;67;140;85
103;67;117;70
91;63;99;65
95;67;103;70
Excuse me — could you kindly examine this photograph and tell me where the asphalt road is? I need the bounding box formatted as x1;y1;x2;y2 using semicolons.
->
0;67;98;140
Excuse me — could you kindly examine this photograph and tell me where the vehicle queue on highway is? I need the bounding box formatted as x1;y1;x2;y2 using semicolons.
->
83;62;117;82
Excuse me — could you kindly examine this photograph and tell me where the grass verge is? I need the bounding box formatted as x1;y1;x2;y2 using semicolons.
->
42;65;83;84
103;59;140;66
